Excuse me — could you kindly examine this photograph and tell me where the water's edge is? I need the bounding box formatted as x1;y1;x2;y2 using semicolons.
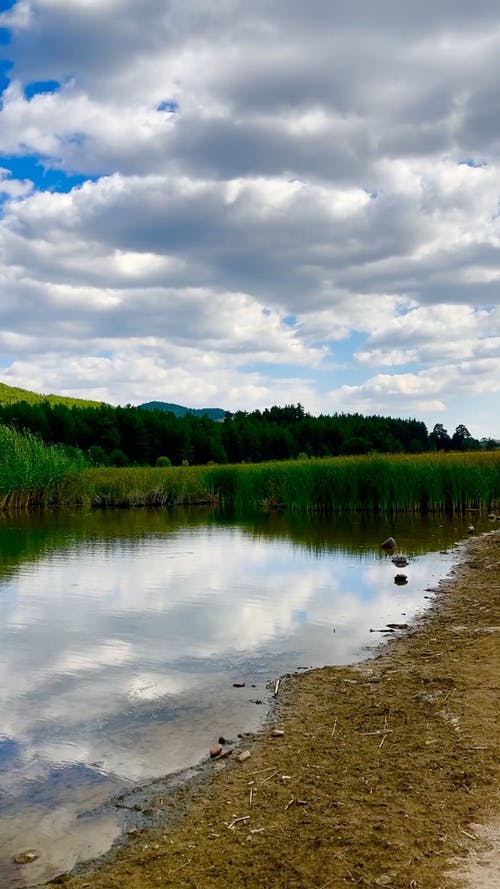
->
41;539;471;888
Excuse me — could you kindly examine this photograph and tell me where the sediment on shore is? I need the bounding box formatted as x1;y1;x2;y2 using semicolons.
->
47;531;499;889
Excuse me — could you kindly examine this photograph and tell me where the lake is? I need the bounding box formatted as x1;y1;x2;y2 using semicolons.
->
0;507;487;887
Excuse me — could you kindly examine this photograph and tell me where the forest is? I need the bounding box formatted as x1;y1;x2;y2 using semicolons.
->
0;399;487;467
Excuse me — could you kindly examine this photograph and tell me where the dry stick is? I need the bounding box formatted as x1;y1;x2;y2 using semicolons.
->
260;769;280;786
250;766;277;776
335;849;355;882
227;815;250;830
284;797;296;811
274;678;281;696
330;718;338;738
461;829;479;840
343;863;356;881
249;787;254;806
361;729;393;736
170;858;192;875
380;715;389;749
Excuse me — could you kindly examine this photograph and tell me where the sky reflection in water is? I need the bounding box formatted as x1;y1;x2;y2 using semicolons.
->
0;510;474;885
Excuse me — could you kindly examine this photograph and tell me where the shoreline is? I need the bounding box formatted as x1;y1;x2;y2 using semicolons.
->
41;529;499;889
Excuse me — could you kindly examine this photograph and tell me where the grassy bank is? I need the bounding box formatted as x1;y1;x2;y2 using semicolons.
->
57;451;500;514
0;426;87;509
1;438;498;513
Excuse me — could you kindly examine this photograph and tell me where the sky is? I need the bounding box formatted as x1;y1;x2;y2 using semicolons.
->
0;0;499;439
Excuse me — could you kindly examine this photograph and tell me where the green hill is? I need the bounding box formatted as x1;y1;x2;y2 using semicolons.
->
0;381;106;409
138;401;226;420
0;382;226;419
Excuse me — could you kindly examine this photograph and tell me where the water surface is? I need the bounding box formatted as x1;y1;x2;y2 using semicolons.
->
0;508;487;886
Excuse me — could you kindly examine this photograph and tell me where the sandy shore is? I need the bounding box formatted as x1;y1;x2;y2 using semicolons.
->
44;530;499;889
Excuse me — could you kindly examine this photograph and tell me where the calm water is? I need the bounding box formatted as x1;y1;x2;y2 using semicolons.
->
0;508;488;886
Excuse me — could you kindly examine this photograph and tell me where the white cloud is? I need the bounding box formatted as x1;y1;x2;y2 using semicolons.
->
324;356;500;423
0;167;33;199
0;0;498;434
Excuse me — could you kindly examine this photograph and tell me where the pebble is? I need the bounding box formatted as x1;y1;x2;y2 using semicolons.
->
209;744;223;758
215;748;232;759
237;750;251;762
232;682;246;688
270;729;285;737
13;850;40;865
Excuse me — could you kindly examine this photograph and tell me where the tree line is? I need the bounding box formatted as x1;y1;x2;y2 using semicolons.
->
0;400;489;467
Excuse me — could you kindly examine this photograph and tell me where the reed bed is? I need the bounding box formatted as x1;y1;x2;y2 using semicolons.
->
0;425;87;509
1;430;498;513
205;452;500;514
54;451;500;514
72;465;217;508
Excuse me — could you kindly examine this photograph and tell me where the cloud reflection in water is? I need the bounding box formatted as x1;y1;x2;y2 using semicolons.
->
0;516;453;885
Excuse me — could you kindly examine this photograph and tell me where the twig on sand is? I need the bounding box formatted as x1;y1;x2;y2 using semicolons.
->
274;678;281;696
285;797;307;811
361;729;393;736
260;769;280;785
170;858;192;874
331;718;338;738
227;815;250;830
461;828;478;840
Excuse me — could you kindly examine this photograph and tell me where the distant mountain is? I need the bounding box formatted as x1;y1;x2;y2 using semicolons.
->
138;401;226;420
0;380;105;409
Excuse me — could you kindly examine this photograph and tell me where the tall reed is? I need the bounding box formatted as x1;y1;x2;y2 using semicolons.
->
53;451;500;514
0;425;87;509
71;465;217;508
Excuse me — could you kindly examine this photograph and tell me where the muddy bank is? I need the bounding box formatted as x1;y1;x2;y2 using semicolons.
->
40;531;499;889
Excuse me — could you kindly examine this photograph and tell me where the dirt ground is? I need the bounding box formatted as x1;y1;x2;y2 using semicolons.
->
45;530;499;889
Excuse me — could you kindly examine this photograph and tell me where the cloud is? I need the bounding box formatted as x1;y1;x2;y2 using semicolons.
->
325;356;500;419
0;0;498;434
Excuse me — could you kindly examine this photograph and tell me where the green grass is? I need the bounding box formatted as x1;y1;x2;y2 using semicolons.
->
48;451;500;514
205;452;500;514
0;425;88;508
73;465;216;508
1;435;498;513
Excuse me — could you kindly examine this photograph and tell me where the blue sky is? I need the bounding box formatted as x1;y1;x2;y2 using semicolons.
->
0;0;499;438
